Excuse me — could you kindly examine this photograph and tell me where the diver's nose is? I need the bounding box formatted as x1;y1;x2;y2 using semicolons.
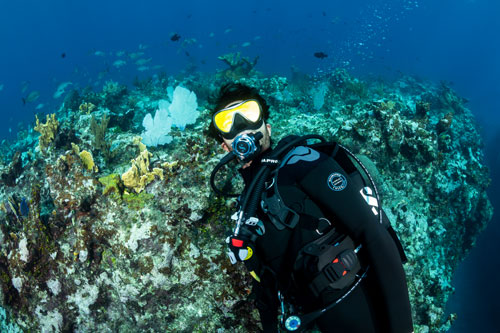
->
231;112;251;133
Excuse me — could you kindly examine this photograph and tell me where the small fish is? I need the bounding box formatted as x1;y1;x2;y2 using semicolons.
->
25;90;40;103
53;81;72;99
19;198;29;217
2;199;19;221
94;51;105;57
137;66;150;72
35;103;45;110
61;52;66;58
135;58;152;66
113;59;126;68
129;52;144;59
21;81;30;93
0;83;4;91
242;42;251;47
170;33;181;42
116;50;125;57
314;52;328;59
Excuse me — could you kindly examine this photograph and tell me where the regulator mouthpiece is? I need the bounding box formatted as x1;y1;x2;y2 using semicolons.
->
232;132;263;163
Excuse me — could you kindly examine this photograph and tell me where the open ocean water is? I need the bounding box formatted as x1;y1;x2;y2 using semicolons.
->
0;0;499;331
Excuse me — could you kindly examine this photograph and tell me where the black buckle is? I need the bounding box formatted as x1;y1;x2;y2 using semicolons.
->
324;260;346;282
324;250;357;283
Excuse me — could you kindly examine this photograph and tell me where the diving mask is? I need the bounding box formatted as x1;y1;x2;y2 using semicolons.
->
213;99;263;139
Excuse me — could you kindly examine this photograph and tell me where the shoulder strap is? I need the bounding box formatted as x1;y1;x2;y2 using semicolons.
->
309;141;357;175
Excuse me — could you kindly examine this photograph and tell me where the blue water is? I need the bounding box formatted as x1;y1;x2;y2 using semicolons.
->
1;0;499;331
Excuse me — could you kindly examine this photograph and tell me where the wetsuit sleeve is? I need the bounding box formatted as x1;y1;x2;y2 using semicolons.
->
298;157;414;333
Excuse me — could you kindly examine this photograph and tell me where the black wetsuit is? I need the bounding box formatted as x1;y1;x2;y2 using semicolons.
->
239;142;413;333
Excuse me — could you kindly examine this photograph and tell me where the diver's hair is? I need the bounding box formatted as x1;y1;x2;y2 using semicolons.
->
207;83;270;143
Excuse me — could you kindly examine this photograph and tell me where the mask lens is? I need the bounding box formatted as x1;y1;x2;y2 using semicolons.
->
214;109;235;133
214;100;261;133
238;100;261;122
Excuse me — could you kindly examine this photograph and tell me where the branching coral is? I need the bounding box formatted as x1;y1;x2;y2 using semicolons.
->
34;114;58;152
79;102;96;114
90;113;115;161
121;137;163;193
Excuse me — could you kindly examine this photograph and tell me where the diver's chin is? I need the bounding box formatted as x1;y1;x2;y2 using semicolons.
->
241;160;254;169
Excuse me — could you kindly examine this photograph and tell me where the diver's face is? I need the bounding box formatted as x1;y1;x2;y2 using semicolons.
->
219;100;272;154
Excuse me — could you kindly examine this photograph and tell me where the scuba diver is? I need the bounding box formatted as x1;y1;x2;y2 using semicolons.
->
208;83;413;332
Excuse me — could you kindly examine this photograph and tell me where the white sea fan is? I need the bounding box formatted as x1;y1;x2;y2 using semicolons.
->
141;100;173;147
169;86;199;130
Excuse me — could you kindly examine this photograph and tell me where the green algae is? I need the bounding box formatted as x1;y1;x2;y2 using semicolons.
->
122;191;154;210
98;173;122;198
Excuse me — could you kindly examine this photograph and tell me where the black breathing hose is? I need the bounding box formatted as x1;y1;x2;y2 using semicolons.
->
244;168;271;217
210;152;237;197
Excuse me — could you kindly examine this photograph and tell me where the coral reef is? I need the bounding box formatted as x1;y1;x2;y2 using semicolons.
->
0;70;493;332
